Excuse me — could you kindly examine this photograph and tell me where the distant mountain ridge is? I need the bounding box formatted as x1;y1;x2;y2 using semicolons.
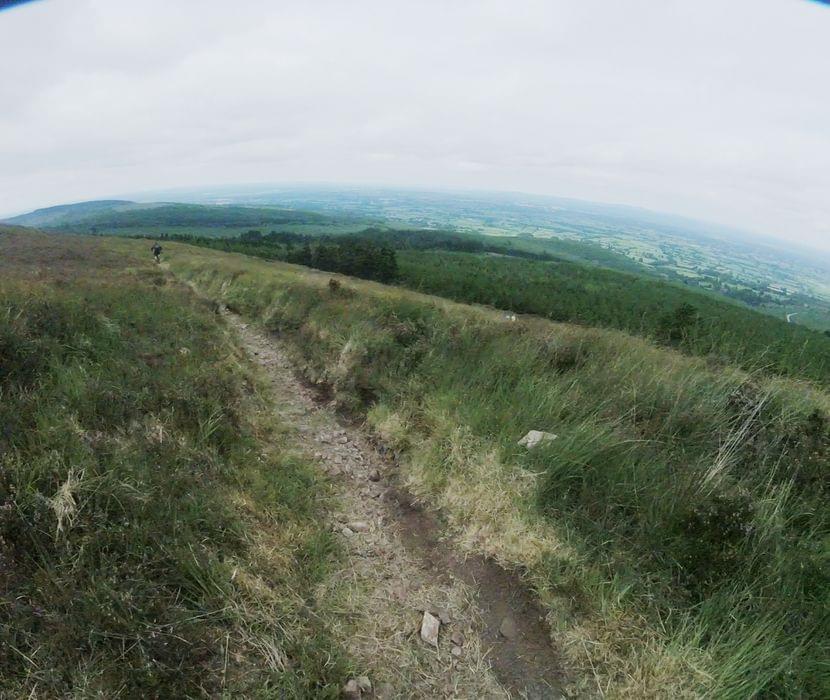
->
1;200;349;231
3;200;137;227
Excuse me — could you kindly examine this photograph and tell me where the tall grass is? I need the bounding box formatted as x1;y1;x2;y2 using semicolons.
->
0;233;351;697
164;233;830;385
397;250;830;386
167;242;829;698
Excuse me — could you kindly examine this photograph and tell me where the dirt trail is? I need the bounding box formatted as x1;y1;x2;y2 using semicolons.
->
228;313;565;699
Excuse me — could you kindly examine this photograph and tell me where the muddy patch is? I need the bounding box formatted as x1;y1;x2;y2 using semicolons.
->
387;488;565;699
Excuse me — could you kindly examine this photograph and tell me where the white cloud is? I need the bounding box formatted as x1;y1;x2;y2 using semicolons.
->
1;0;828;249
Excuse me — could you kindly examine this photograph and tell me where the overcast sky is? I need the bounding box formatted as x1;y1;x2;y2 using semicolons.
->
1;0;828;249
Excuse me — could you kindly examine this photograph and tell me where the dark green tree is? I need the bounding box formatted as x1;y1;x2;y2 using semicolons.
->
657;303;700;344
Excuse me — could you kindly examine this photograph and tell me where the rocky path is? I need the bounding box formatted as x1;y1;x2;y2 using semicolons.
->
228;313;565;699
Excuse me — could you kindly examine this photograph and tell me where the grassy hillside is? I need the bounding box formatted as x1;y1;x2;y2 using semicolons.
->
11;191;830;330
169;231;830;386
397;250;830;385
144;239;829;698
0;230;351;697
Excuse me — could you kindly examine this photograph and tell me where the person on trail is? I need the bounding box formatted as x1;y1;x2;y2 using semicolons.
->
151;242;162;263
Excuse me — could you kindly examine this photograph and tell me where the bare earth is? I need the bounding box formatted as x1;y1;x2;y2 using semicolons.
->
226;311;565;699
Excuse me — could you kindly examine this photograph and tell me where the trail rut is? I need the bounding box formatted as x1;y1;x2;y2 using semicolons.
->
228;312;565;699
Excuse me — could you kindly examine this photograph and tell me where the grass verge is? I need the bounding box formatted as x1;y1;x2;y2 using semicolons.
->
0;230;351;697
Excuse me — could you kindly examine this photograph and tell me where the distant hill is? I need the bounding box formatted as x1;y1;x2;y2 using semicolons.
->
3;200;137;227
2;200;370;237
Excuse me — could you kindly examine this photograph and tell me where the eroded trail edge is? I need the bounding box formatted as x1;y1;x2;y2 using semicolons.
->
227;312;565;699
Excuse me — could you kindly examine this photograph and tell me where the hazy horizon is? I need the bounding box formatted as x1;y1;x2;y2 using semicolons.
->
2;1;828;250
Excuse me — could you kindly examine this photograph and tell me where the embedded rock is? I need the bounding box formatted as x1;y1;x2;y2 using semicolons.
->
517;430;558;449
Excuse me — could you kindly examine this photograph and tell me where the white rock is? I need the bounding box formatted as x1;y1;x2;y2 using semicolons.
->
517;430;558;449
348;521;370;533
420;611;440;646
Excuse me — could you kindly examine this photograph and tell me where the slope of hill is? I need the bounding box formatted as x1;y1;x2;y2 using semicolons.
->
3;199;136;227
15;191;830;331
11;193;829;381
145;185;830;328
396;249;830;385
172;230;830;386
109;237;828;699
